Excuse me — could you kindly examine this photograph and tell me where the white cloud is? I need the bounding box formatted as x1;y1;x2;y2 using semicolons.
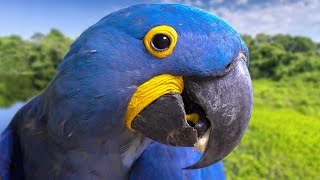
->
235;0;248;5
194;0;204;6
212;0;320;41
215;0;224;3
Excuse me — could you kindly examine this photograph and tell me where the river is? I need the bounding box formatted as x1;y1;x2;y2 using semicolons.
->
0;102;24;133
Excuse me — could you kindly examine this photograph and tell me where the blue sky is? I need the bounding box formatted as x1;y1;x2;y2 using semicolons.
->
0;0;319;41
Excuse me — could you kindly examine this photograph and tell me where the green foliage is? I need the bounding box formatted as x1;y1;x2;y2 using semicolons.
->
29;29;72;88
0;36;33;74
0;75;38;107
0;29;72;89
244;34;320;80
0;29;72;106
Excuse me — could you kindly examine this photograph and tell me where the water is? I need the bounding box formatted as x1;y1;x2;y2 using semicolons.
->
0;102;24;133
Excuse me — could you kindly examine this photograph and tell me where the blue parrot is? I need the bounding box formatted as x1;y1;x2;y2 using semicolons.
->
0;3;253;179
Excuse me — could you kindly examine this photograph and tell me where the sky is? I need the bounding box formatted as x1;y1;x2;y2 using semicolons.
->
0;0;319;41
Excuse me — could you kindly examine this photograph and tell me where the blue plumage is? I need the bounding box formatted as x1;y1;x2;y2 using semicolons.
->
0;128;24;180
130;142;225;180
0;129;14;180
0;3;249;179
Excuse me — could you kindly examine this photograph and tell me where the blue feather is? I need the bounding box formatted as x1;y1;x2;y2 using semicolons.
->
0;126;25;180
130;142;225;180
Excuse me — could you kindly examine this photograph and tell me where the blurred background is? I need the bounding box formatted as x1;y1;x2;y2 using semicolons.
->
0;0;319;179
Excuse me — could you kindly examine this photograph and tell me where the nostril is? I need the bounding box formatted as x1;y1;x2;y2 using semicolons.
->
218;61;234;77
226;62;232;69
238;51;248;64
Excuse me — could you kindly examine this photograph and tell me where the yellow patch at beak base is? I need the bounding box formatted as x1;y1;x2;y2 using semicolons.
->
125;74;184;130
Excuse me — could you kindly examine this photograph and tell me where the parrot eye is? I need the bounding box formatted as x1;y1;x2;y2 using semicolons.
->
151;34;171;51
143;25;178;58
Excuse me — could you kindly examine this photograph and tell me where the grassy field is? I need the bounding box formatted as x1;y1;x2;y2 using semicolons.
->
224;80;320;179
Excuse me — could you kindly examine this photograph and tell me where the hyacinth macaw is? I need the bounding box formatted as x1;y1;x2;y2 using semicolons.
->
0;3;253;180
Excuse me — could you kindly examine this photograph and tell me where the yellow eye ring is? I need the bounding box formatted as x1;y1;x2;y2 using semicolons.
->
143;25;178;58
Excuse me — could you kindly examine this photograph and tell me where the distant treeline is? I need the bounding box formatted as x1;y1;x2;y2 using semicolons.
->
0;29;73;89
244;34;320;82
0;29;319;89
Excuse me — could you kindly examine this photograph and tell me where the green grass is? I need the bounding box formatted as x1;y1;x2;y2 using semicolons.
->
224;80;320;179
253;79;320;118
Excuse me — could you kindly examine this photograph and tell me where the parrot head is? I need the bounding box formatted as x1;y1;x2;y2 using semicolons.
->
45;4;252;169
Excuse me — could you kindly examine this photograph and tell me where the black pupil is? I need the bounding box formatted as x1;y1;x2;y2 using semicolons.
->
152;34;171;50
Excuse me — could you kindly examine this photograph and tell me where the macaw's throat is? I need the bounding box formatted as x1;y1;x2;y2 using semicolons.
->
182;90;210;138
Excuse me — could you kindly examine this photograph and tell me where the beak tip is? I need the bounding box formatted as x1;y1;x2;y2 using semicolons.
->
183;157;222;170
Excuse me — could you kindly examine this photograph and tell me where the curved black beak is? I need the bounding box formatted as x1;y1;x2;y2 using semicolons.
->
131;54;253;169
184;58;253;169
